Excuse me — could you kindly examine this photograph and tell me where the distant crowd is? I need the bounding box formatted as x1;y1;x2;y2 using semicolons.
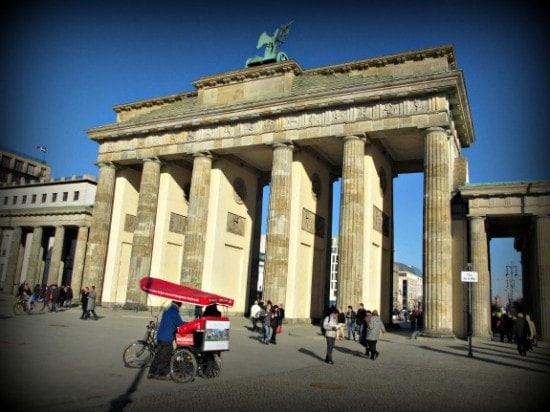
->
492;306;538;356
17;281;74;312
15;281;100;320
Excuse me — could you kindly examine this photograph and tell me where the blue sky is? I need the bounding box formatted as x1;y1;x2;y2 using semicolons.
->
2;1;548;302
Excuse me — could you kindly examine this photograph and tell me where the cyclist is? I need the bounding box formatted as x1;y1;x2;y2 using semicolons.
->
18;282;33;312
148;301;186;380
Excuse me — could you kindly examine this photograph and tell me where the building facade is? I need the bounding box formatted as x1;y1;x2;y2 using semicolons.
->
0;152;96;294
393;262;423;312
0;147;51;184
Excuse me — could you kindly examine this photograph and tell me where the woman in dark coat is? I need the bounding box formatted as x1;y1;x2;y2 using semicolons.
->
80;287;89;319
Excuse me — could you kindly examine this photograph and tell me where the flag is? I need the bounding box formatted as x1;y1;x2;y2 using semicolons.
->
37;145;47;153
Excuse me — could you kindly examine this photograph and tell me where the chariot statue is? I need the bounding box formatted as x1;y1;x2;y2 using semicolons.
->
246;21;293;68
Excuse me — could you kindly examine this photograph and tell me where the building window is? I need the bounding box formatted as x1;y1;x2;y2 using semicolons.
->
1;156;12;168
14;159;23;172
40;168;47;177
12;196;17;205
41;193;47;203
3;196;7;205
22;195;27;204
73;191;80;201
52;193;57;202
402;280;408;309
26;164;36;175
62;192;68;201
31;194;37;204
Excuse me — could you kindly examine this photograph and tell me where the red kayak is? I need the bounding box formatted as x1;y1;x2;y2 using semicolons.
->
139;277;234;307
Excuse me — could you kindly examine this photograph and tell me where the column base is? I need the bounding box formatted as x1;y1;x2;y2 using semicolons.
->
122;302;148;312
420;329;456;339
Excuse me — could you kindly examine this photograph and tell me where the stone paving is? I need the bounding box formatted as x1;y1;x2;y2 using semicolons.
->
1;292;548;411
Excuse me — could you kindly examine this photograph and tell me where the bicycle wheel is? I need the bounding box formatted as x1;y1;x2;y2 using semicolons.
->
122;341;154;368
13;301;25;315
198;353;222;379
170;348;197;383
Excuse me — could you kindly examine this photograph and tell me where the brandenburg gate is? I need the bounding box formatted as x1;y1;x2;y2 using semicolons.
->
81;43;550;340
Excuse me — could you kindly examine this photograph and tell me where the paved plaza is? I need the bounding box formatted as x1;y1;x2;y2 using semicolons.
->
1;292;548;411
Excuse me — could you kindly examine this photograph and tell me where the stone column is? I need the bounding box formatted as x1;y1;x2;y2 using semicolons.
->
26;226;43;286
422;127;454;338
535;215;550;340
4;226;22;294
336;135;365;308
47;226;65;286
82;161;116;296
125;157;162;310
263;143;293;306
469;216;492;338
180;152;213;289
71;226;89;296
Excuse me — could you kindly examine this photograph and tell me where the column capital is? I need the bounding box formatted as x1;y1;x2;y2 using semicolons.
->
343;134;366;143
140;156;161;164
271;141;294;150
423;127;448;137
95;160;116;169
193;151;213;159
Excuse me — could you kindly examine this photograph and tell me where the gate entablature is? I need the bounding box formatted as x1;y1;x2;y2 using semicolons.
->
88;45;473;175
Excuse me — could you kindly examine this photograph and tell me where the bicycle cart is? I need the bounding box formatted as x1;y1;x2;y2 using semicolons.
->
138;276;234;383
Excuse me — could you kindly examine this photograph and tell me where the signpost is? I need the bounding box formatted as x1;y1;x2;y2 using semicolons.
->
462;264;478;358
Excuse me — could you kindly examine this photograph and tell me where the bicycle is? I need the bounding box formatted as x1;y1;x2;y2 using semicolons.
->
13;296;35;315
13;296;52;315
122;320;157;368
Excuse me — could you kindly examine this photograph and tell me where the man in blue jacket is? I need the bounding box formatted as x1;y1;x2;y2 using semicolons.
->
148;301;185;380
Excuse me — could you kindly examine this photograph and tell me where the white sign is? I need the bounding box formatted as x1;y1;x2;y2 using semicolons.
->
461;271;478;282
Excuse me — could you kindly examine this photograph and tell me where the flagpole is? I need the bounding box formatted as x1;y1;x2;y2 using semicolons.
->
37;145;47;162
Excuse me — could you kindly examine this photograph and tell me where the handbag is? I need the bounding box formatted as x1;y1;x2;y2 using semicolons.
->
277;324;282;334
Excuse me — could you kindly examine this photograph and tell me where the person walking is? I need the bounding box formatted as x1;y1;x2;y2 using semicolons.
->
50;284;60;312
80;287;89;319
85;285;99;319
250;300;262;332
345;305;356;340
336;307;346;340
322;307;340;364
269;305;280;344
355;303;367;338
513;312;529;356
65;285;74;308
525;314;537;351
361;309;386;360
260;302;273;344
409;310;417;332
148;301;186;380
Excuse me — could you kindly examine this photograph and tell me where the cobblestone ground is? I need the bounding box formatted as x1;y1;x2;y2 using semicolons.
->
1;292;548;412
